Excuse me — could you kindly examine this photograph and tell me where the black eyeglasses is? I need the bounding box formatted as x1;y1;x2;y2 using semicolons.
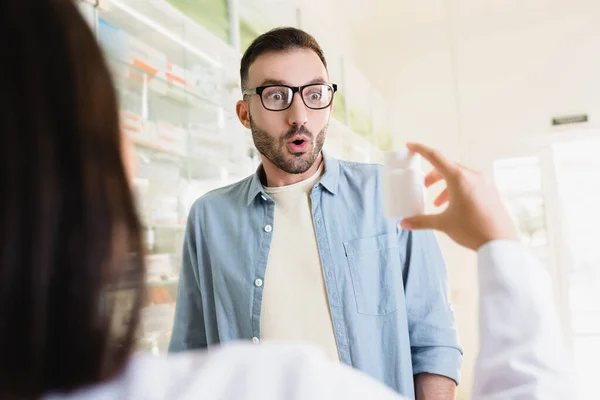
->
243;83;338;111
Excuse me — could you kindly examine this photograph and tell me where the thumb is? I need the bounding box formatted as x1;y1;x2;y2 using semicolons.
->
400;214;442;231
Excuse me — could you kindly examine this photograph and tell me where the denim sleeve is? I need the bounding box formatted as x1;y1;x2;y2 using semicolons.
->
404;230;463;384
168;204;207;353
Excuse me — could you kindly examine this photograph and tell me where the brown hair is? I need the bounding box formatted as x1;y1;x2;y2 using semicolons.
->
0;1;144;398
240;27;328;90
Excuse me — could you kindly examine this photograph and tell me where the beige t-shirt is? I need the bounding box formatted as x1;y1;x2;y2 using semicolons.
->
260;165;339;361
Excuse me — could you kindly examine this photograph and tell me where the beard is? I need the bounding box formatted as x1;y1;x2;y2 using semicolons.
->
249;115;326;174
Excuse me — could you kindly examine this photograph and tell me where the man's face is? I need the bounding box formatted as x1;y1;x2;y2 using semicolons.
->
237;49;332;174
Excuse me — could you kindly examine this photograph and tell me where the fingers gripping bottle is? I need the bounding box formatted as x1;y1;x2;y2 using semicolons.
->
383;149;426;219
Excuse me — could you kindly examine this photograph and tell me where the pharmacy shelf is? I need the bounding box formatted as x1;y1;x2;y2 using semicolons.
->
108;57;234;112
147;223;187;230
99;0;231;69
129;132;250;183
146;276;180;287
130;135;187;158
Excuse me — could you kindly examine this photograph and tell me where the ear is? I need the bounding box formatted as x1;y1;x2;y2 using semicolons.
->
236;99;251;129
120;133;137;185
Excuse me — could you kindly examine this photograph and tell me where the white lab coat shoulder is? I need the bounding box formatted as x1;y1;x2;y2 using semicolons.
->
474;240;577;399
44;342;403;400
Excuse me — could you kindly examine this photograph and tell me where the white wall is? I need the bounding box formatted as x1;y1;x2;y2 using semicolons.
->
350;0;600;164
452;1;600;166
342;0;600;398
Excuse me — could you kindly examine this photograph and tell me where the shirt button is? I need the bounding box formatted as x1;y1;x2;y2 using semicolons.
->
252;337;260;344
254;278;263;287
316;218;322;226
327;271;333;279
264;224;272;233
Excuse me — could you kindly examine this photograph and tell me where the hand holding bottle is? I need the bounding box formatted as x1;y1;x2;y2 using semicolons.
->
399;142;520;251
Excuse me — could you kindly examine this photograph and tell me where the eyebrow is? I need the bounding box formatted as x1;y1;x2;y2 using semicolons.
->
258;77;328;87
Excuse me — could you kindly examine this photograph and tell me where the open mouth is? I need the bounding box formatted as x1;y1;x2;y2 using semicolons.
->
287;137;309;153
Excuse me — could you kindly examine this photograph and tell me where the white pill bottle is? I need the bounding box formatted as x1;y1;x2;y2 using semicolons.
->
383;149;426;219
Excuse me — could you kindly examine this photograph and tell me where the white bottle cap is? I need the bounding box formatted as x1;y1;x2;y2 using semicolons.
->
384;149;422;171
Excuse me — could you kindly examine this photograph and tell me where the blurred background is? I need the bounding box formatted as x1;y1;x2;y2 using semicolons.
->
77;1;599;398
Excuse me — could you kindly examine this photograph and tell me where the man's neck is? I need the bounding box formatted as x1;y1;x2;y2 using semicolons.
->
262;153;323;188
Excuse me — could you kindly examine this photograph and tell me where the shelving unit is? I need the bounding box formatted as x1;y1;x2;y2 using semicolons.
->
79;0;383;355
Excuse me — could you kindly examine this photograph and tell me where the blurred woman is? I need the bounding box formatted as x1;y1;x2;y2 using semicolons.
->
0;0;145;397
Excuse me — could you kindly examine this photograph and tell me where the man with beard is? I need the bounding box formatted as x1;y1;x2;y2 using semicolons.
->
169;28;462;399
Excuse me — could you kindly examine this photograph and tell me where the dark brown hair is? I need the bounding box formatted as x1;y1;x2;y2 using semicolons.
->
240;27;328;90
0;1;145;398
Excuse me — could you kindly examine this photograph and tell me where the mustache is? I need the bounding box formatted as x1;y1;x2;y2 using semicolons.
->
281;125;312;141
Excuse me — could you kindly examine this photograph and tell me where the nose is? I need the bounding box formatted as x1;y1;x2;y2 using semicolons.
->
286;91;308;127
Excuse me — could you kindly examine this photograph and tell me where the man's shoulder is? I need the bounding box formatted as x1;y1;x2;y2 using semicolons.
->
335;158;384;184
191;174;255;212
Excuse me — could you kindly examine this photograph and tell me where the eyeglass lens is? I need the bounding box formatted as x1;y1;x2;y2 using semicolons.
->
261;84;334;111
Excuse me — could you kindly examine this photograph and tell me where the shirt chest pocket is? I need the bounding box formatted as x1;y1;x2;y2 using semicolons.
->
343;233;404;316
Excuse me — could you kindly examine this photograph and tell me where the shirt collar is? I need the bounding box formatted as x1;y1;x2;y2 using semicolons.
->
246;151;340;206
318;151;340;195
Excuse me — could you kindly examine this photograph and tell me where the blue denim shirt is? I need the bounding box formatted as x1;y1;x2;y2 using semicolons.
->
169;153;462;397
